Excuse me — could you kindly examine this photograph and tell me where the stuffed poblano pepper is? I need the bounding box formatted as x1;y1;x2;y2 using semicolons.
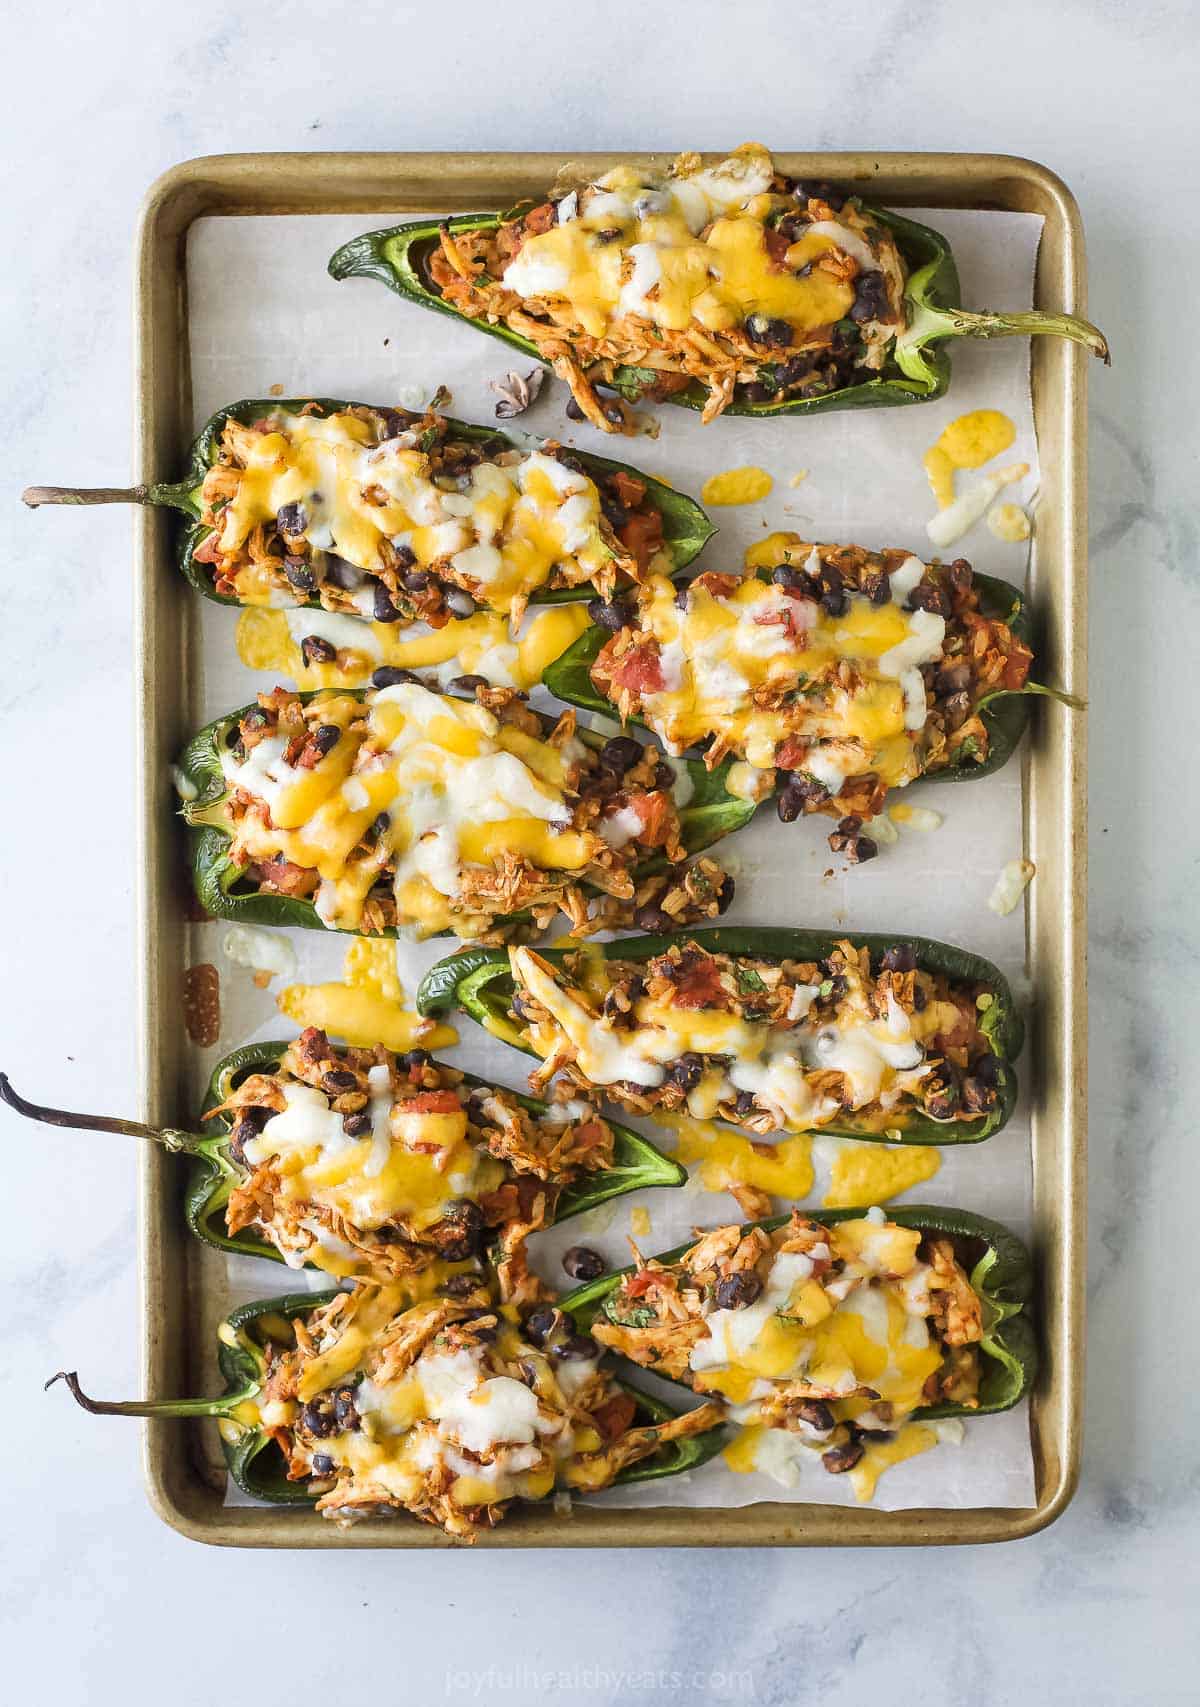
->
543;542;1068;862
416;927;1023;1144
561;1204;1035;1501
48;1277;727;1540
1;1026;685;1283
328;145;1108;432
22;398;713;627
176;677;751;940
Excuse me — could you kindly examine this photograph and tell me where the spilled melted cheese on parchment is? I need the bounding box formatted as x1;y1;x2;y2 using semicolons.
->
503;146;861;340
510;947;943;1134
218;409;617;615
220;683;597;936
277;937;458;1055
236;602;591;691
620;560;945;790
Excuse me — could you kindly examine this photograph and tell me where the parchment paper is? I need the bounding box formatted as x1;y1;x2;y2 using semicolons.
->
185;204;1043;1511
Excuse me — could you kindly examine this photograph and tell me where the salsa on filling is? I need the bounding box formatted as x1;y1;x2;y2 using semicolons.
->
197;679;730;939
250;1276;723;1537
589;543;1032;862
210;1026;617;1281
592;1210;983;1498
429;145;907;429
194;404;670;623
507;937;1003;1136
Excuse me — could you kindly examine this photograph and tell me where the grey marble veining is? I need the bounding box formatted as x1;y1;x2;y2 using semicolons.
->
2;2;1197;1702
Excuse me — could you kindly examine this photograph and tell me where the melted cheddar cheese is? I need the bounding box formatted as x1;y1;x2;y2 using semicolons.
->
503;146;859;340
821;1138;941;1210
220;683;599;936
616;564;945;788
659;1109;815;1202
219;409;619;615
236;602;590;691
510;947;934;1133
277;937;458;1054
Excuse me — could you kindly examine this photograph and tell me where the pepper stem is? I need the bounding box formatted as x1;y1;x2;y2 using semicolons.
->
977;681;1087;713
0;1073;211;1156
22;484;155;509
46;1370;242;1420
899;296;1110;371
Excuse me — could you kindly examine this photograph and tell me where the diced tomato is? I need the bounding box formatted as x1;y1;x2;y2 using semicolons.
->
624;1270;659;1298
671;953;729;1010
775;735;809;771
523;202;556;235
605;641;666;696
401;1089;463;1115
623;789;675;848
571;1119;609;1150
611;471;647;508
763;226;792;271
591;1393;638;1444
193;531;222;564
1001;641;1034;691
251;856;318;897
692;571;742;601
617;507;664;570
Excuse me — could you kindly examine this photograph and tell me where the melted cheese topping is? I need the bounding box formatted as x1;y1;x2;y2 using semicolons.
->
219;410;616;615
222;683;598;935
277;937;458;1054
241;1075;504;1246
923;408;1016;509
619;570;944;783
510;949;933;1133
503;147;857;339
236;603;590;691
701;466;774;507
290;1292;583;1511
688;1225;942;1428
658;1109;814;1202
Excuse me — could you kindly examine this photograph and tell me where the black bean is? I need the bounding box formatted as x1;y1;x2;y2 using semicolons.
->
793;1400;836;1433
777;354;818;388
276;501;308;536
777;774;824;823
732;1090;758;1120
595;227;624;244
819;563;847;617
600;735;642;775
284;555;316;593
402;1048;431;1069
333;1386;361;1431
961;1075;997;1115
924;1079;961;1121
586;596;631;631
674;585;691;610
554;1333;598;1361
717;874;735;914
342;1111;372;1137
849;272;889;325
381;409;418;440
300;635;336;666
562;1245;606;1282
669;1052;705;1094
794;180;846;212
322;1069;358;1095
301;1401;336;1438
565;397;586;422
740;382;774;404
633;905;672;933
745;314;793;349
438;1199;484;1261
715;1271;763;1310
772;564;800;588
441;1272;482;1298
227;1117;258;1165
243;707;270;730
525;1306;560;1346
311;1452;334;1475
460;1308;498;1342
311;723;341;758
907;582;950;618
373;583;403;623
601;495;629;531
324;555;363;590
822;1439;865;1474
974;1052;1001;1089
879;943;917;973
447;673;487;694
371;666;424;689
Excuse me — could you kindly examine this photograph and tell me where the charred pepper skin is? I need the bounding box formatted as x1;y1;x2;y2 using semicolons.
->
561;1204;1037;1420
176;689;757;937
50;1290;731;1507
23;397;715;606
327;205;1108;421
542;570;1037;791
415;925;1024;1146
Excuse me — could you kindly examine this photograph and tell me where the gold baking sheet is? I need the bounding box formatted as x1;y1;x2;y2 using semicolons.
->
133;151;1086;1546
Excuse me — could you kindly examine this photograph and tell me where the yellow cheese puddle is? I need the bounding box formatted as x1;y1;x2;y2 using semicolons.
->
821;1140;940;1210
630;1206;652;1239
743;530;806;572
923;409;1015;509
987;501;1032;543
236;602;589;691
660;1110;814;1203
701;466;774;507
277;937;458;1053
849;1422;937;1501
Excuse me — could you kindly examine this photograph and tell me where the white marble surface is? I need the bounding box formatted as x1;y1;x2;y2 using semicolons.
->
1;2;1195;1701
